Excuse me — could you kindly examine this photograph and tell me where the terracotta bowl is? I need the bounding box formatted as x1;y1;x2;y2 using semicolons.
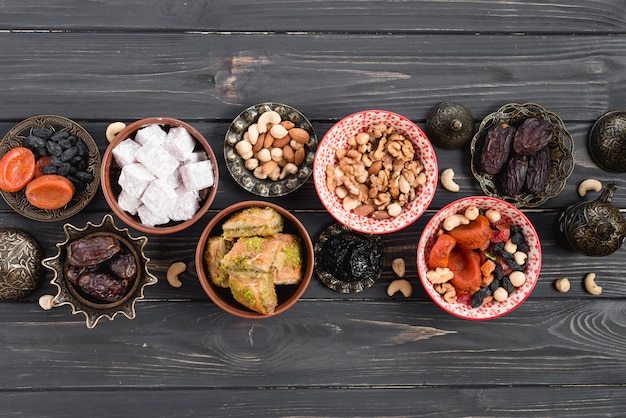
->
313;110;438;234
42;214;158;328
101;117;219;234
195;201;314;319
417;196;541;320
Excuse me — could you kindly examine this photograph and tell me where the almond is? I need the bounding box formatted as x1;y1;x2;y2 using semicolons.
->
280;120;295;130
273;134;291;148
367;160;383;175
262;160;278;175
283;145;295;162
253;133;266;152
353;204;376;217
263;132;274;149
289;127;310;144
294;147;305;166
371;210;391;219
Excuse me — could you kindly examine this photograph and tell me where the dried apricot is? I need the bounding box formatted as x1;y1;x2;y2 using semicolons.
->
447;214;492;251
25;174;75;210
0;147;36;192
428;233;457;269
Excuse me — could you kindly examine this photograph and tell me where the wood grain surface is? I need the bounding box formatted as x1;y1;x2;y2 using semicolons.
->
0;1;625;417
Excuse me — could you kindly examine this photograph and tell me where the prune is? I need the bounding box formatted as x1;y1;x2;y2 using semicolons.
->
525;146;550;194
67;235;121;267
318;230;383;282
108;251;137;280
77;272;128;302
499;153;528;196
513;117;552;156
480;123;515;175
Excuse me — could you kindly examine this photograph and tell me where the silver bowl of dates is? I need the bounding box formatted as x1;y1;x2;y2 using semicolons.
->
42;214;157;328
470;103;574;208
0;115;101;221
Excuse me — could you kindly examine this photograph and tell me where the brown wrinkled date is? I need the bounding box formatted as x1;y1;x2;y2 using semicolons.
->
479;117;553;196
325;123;426;218
65;235;137;302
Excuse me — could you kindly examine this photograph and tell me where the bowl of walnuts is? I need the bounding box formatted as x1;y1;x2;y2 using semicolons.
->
313;110;438;234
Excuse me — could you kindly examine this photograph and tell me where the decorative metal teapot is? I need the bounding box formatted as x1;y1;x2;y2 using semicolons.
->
554;183;626;257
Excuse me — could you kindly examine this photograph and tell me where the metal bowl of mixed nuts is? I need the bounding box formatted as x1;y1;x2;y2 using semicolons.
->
470;102;574;208
224;102;317;197
313;110;438;234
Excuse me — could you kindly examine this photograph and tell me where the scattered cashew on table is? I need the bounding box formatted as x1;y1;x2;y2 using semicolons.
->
167;262;187;288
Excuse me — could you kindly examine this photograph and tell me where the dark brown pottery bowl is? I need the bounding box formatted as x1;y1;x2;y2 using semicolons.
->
42;214;157;328
588;110;626;173
470;103;574;208
0;115;101;221
195;201;314;319
101;117;218;234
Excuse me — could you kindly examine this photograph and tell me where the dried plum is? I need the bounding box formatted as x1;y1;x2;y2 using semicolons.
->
318;229;383;283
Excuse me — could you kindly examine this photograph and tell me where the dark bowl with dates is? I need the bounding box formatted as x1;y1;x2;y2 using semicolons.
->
470;103;574;208
42;214;157;328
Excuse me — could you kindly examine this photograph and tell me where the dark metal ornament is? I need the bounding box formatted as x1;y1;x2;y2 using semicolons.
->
0;228;44;301
554;183;626;257
588;110;626;173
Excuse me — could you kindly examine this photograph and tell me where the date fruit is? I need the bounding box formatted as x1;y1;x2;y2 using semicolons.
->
480;123;515;175
67;235;121;267
77;272;128;302
513;117;552;156
525;146;550;193
499;153;528;196
108;251;137;280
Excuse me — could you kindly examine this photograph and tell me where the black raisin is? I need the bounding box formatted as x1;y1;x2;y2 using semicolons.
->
494;263;504;281
34;146;48;159
517;242;530;253
67;175;86;191
24;134;46;150
50;130;70;141
75;170;94;182
75;141;88;157
42;165;58;174
50;154;62;167
57;162;71;176
470;291;485;308
502;276;514;293
32;126;53;139
46;141;63;156
61;147;78;162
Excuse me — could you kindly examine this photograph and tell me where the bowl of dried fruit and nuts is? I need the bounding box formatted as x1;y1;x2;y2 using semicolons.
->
417;196;541;320
42;214;158;328
224;102;317;197
195;201;314;319
101;117;219;234
313;110;438;234
470;102;574;208
0;115;101;221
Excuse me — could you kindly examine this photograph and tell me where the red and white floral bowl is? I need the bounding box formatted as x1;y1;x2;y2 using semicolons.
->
313;110;438;234
417;196;542;320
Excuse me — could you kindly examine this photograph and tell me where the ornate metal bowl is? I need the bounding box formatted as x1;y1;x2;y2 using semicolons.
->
470;103;574;208
224;102;317;197
0;228;44;301
42;214;157;328
0;115;101;221
588;110;626;173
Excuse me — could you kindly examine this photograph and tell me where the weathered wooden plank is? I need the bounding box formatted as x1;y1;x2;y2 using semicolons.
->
1;386;625;417
0;0;624;34
0;33;623;121
1;299;625;388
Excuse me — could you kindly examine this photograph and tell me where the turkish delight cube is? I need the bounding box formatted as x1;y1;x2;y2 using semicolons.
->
118;163;156;198
135;141;180;179
117;190;142;215
179;159;214;191
164;126;196;162
185;151;208;163
137;204;170;227
134;124;167;146
112;138;141;168
168;187;200;221
140;178;177;215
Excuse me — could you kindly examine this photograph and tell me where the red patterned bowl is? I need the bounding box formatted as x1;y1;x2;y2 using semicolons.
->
417;196;541;320
313;110;438;234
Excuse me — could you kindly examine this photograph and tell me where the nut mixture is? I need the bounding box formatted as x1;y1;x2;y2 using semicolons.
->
325;123;426;219
234;110;310;181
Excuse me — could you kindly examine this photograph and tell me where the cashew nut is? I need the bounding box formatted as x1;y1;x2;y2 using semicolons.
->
38;294;55;310
555;277;570;293
440;168;460;192
442;214;470;231
392;258;406;278
256;110;281;133
387;279;413;297
578;179;602;197
584;272;602;295
166;262;186;288
106;121;126;143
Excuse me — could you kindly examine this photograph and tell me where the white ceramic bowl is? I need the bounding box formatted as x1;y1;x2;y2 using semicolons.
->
417;196;541;320
313;110;438;234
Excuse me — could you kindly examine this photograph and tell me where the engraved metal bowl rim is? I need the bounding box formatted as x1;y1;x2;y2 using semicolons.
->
588;109;626;173
224;102;318;197
42;214;158;329
469;102;575;208
0;114;101;221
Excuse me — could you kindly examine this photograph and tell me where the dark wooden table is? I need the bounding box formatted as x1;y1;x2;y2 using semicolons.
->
1;1;626;416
